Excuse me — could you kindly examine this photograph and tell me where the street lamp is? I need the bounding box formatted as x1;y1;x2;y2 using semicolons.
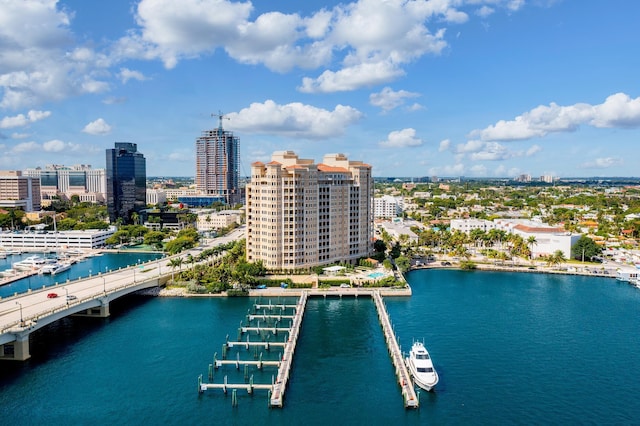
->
15;301;23;327
102;276;106;294
63;287;69;306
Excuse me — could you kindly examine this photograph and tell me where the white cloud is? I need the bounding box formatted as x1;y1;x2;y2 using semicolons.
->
103;96;127;105
11;141;39;153
0;110;51;129
471;92;640;142
580;157;623;169
378;128;423;148
82;118;112;135
454;139;522;161
119;68;147;84
476;6;495;18
428;163;465;176
227;100;363;139
299;61;406;93
526;144;542;156
42;139;66;152
439;139;451;152
10;132;30;139
0;1;112;108
470;164;488;176
369;87;421;112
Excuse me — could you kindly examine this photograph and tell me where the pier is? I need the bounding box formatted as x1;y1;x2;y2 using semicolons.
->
199;292;308;408
373;290;419;408
199;290;419;409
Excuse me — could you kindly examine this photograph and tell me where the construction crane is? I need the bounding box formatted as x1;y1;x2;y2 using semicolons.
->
212;110;230;130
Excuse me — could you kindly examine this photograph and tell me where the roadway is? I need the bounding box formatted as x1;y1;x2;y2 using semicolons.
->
0;226;246;335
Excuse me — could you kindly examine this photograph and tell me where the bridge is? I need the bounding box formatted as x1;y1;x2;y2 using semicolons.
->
0;257;172;361
0;226;246;361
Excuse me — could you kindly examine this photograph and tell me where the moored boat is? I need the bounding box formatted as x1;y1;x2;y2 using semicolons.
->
41;262;72;275
406;340;439;391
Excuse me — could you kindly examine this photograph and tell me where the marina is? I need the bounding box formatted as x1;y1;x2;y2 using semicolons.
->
199;290;419;409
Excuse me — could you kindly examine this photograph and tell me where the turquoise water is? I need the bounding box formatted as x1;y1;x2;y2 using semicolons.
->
368;271;385;279
0;252;163;299
1;269;640;424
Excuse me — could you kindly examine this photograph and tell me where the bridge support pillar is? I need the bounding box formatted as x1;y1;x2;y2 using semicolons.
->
0;334;31;361
74;304;110;318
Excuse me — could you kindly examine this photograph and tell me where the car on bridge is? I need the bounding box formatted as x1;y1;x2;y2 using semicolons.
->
47;293;58;298
66;295;77;301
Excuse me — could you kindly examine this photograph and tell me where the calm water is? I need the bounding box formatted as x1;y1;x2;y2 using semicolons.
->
0;252;163;299
1;269;639;425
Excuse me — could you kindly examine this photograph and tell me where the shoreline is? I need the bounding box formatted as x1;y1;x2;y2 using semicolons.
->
146;259;633;298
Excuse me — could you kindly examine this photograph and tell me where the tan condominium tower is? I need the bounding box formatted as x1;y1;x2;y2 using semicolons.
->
246;151;373;271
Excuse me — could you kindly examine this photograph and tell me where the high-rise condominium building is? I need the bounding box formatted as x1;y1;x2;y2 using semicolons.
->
105;142;146;224
195;116;240;205
0;171;41;212
23;164;106;203
245;151;373;271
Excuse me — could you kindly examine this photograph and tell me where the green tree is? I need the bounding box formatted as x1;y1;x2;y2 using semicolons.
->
395;255;410;273
571;235;602;261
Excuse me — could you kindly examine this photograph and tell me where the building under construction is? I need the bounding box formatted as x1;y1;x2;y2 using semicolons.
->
195;114;240;205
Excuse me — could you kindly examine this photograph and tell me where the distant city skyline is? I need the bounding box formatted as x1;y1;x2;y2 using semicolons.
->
0;1;639;178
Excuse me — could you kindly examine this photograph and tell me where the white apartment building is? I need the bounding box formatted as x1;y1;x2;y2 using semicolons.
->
374;195;403;218
245;151;373;270
450;219;496;233
451;218;580;259
163;188;198;202
196;210;241;232
494;219;580;259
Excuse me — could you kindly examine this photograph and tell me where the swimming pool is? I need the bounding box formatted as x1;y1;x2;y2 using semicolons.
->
368;272;385;279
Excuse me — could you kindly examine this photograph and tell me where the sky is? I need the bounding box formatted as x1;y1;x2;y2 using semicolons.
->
1;0;639;179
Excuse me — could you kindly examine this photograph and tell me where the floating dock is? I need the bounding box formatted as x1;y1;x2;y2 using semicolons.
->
372;290;419;408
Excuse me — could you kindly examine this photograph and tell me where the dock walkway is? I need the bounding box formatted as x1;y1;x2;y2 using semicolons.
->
199;292;308;408
372;290;419;408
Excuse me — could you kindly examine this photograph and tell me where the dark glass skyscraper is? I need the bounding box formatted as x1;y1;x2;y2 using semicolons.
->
106;142;146;224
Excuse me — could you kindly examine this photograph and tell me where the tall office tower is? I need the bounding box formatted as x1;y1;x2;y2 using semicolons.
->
0;171;41;212
195;114;240;205
245;151;373;271
105;142;146;224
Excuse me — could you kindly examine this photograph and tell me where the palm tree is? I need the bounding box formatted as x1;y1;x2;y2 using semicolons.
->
168;258;183;282
527;236;537;261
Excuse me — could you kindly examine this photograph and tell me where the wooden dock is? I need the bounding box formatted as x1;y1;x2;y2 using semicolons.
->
372;290;419;408
269;291;307;407
199;292;308;408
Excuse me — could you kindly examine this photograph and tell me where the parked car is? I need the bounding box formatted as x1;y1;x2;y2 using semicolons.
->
256;284;267;289
340;283;350;288
47;293;58;298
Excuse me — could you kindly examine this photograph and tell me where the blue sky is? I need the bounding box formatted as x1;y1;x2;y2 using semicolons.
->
1;0;639;178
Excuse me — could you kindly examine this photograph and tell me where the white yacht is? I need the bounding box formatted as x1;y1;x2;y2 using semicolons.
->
41;262;72;275
406;341;439;391
13;255;46;271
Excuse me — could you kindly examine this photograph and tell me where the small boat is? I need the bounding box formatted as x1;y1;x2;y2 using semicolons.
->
0;268;17;277
406;341;439;391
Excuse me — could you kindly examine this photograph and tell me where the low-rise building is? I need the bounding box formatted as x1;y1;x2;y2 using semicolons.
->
0;227;116;249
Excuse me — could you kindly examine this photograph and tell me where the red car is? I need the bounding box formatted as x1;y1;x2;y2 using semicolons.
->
47;292;58;298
